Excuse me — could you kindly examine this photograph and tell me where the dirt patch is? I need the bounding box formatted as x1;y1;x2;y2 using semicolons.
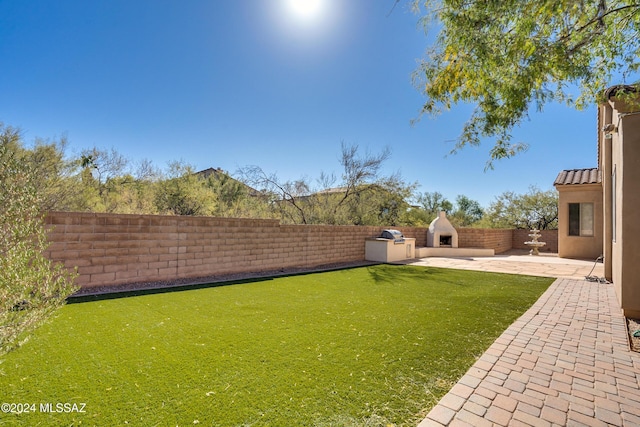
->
627;318;640;352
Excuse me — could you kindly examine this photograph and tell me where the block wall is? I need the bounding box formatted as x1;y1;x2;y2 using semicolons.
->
457;228;514;254
45;212;533;290
44;212;432;289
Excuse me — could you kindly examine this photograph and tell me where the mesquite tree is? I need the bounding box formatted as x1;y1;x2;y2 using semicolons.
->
412;0;640;168
239;143;415;225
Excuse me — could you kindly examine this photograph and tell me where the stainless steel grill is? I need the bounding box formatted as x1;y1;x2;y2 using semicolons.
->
379;229;405;244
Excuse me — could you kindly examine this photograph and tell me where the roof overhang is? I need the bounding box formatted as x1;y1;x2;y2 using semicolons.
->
554;168;601;187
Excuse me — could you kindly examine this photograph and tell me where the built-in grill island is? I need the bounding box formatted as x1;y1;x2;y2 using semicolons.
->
365;229;416;262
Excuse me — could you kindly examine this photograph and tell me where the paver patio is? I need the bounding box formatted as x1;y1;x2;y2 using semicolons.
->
403;250;604;281
411;254;640;426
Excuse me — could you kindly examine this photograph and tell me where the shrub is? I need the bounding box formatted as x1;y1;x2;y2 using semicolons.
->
0;125;78;356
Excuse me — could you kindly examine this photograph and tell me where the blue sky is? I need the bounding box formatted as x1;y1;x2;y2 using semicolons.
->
1;0;604;207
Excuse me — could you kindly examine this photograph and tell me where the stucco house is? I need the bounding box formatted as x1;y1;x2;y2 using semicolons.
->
554;167;603;260
555;85;640;317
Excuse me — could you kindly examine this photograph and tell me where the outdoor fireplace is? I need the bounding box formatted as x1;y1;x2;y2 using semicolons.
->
416;210;494;257
439;235;452;247
427;211;458;248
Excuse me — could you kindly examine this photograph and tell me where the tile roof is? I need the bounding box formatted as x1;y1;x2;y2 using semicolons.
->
554;168;601;186
195;167;261;196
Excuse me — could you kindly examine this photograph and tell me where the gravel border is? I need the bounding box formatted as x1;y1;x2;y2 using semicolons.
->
627;318;640;352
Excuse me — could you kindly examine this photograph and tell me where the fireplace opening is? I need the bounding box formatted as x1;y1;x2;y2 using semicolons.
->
439;235;452;247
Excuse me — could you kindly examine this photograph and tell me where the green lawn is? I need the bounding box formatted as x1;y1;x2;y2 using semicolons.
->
0;265;552;426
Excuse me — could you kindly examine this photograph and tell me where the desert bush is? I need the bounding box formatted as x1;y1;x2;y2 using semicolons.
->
0;124;78;356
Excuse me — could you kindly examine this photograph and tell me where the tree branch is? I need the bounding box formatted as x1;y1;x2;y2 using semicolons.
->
559;3;640;44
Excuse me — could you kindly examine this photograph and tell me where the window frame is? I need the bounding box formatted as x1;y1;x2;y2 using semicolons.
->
568;202;594;237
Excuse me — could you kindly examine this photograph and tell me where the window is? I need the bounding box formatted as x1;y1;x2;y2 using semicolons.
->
569;203;594;236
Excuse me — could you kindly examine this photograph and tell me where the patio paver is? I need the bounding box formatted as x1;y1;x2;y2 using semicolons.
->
404;250;604;281
412;255;640;426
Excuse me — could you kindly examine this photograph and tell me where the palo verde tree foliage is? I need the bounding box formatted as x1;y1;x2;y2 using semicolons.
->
0;124;78;356
478;186;559;230
154;161;218;216
4;123;501;228
450;194;484;227
412;0;640;168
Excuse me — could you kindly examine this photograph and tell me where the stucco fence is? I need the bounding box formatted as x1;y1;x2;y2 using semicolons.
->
44;211;558;290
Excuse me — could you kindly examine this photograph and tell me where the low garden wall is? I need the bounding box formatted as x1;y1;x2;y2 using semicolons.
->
44;212;558;290
457;228;514;254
